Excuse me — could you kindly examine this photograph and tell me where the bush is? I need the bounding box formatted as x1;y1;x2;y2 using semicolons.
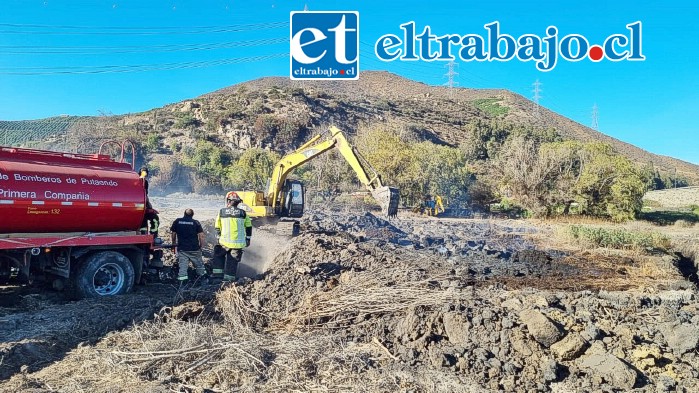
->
190;174;217;194
494;140;648;220
472;98;509;117
181;140;235;189
189;128;207;141
638;210;699;226
566;225;670;252
467;180;496;208
252;115;302;150
144;133;159;153
175;113;201;129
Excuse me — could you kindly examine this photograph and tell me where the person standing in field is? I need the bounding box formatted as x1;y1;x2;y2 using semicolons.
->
170;208;208;285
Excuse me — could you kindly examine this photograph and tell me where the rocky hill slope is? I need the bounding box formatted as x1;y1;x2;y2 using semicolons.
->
3;71;697;184
207;72;696;182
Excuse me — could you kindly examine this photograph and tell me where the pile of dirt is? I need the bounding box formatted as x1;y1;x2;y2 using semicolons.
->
0;213;697;392
302;210;407;243
232;232;699;392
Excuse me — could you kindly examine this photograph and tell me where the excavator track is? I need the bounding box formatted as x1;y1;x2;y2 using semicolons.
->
276;220;300;237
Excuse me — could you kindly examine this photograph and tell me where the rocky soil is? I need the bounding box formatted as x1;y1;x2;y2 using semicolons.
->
0;209;697;392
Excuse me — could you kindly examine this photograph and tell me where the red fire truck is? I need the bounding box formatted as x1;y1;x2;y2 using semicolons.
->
0;141;160;298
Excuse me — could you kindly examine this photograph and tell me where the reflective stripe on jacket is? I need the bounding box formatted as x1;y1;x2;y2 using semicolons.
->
215;206;251;249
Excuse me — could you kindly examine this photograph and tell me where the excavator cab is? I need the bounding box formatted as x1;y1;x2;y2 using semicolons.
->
274;179;304;236
280;179;304;218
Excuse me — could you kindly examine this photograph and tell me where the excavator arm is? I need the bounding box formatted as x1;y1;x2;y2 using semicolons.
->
266;133;337;209
266;126;399;217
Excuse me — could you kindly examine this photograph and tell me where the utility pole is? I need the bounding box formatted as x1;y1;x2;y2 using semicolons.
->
532;79;542;118
444;60;459;97
591;103;599;130
674;167;677;188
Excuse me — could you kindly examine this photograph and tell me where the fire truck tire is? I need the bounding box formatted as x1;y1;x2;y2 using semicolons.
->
74;251;135;298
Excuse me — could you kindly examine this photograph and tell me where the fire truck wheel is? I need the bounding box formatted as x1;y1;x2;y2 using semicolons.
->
74;251;135;298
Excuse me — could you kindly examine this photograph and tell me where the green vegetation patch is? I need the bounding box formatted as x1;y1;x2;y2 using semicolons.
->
0;116;88;145
566;225;671;252
473;98;509;117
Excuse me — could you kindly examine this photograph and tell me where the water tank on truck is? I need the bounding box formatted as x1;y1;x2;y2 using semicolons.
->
0;143;157;299
0;146;146;233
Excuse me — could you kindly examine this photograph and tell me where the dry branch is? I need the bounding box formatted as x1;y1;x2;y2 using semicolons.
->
371;337;398;361
275;273;468;331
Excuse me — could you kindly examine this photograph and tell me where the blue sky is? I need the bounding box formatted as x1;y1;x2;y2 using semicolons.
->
0;0;696;164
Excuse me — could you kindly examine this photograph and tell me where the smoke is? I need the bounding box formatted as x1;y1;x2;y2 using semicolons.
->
237;228;288;278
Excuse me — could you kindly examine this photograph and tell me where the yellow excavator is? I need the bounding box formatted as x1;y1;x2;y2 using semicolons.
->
232;126;400;235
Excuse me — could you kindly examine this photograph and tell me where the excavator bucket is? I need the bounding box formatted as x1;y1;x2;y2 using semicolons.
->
371;186;400;217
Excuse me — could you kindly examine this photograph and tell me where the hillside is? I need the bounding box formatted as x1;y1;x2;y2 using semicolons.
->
2;71;697;184
208;72;698;183
0;116;93;146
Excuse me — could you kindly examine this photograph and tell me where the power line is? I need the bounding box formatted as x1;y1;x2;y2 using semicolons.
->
0;37;288;55
359;41;437;70
532;79;542;118
0;21;289;35
591;103;599;130
0;21;285;29
0;21;289;31
444;60;459;96
0;53;287;75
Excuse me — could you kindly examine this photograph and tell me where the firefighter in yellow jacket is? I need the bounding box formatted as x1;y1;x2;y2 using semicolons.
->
213;191;252;282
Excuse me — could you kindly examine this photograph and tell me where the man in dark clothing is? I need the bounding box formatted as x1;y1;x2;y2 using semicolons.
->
213;192;252;282
170;209;208;284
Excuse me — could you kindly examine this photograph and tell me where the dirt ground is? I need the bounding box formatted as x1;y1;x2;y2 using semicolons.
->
0;200;698;392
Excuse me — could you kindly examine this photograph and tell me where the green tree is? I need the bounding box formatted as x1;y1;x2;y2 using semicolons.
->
354;125;417;203
353;125;473;207
494;136;570;217
297;150;358;193
411;142;471;205
492;139;648;220
182;140;234;188
459;120;560;162
572;143;648;221
225;148;280;190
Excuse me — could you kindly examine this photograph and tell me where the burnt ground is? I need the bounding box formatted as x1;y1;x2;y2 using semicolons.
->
0;282;198;380
0;209;697;392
